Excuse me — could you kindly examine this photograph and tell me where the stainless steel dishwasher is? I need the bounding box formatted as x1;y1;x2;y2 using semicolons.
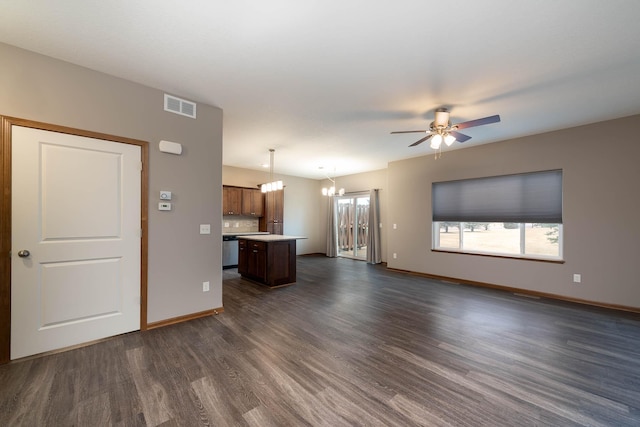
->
222;235;239;269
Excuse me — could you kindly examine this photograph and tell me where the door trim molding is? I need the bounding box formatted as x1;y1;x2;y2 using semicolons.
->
0;116;149;364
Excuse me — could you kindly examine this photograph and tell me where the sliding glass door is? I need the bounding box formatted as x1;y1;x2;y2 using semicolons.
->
336;193;370;260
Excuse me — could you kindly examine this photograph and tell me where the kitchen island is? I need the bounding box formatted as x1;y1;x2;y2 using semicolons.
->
237;235;306;288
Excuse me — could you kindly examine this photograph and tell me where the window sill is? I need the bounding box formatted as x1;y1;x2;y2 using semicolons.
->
432;249;565;264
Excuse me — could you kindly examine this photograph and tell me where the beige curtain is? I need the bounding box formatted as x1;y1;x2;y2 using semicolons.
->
326;196;338;257
366;189;382;264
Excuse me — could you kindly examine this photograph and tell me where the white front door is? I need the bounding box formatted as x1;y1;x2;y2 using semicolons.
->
11;126;141;359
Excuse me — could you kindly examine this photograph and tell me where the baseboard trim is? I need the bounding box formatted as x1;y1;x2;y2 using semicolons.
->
146;307;224;330
386;267;640;315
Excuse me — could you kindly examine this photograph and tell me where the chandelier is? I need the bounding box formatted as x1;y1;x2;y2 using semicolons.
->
321;167;344;196
261;149;283;193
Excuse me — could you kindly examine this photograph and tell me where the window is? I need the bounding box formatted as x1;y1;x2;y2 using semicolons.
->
336;193;370;260
432;170;563;260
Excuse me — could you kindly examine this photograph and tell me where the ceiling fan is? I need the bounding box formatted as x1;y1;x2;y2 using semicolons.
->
391;108;501;150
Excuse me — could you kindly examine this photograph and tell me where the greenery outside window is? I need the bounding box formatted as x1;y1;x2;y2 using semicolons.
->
432;170;563;261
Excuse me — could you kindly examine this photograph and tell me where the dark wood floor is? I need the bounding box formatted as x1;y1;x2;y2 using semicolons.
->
2;256;640;426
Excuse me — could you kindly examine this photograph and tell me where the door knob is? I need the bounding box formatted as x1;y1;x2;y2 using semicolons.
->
18;250;30;258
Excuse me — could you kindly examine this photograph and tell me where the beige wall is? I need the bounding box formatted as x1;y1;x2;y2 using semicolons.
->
387;115;640;309
1;43;223;323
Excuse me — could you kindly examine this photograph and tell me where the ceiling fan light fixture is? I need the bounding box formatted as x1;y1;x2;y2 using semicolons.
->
444;133;456;146
434;108;449;127
391;109;501;155
430;134;443;149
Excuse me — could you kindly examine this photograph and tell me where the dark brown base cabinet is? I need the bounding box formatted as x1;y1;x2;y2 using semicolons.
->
238;238;297;287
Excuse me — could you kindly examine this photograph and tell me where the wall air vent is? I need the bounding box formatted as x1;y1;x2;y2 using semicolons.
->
164;94;197;119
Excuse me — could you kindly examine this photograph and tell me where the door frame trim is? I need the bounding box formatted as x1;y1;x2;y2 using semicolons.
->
0;116;149;364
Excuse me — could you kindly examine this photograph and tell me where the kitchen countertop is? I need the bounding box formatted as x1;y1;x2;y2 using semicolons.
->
223;232;270;236
238;234;307;242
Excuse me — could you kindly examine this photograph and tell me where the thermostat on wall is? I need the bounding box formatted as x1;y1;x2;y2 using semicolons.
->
160;191;172;200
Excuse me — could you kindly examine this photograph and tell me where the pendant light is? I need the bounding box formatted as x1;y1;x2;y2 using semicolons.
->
261;149;283;193
321;167;344;196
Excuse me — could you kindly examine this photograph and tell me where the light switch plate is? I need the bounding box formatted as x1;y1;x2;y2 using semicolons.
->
200;224;211;234
160;191;172;200
159;202;171;211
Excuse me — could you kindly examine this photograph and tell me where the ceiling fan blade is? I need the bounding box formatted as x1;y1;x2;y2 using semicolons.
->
409;134;433;147
449;131;471;143
391;130;428;134
454;114;501;130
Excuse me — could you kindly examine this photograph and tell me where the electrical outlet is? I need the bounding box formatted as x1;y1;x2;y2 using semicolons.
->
573;274;581;283
203;281;210;292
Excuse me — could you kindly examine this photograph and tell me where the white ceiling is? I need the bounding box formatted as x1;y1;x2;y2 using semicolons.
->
2;1;640;179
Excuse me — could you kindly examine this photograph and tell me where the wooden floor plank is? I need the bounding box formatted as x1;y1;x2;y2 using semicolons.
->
125;347;174;426
1;256;639;426
76;392;112;426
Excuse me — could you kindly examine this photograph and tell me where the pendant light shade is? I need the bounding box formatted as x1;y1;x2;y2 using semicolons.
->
430;134;443;149
261;149;283;193
430;132;456;150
